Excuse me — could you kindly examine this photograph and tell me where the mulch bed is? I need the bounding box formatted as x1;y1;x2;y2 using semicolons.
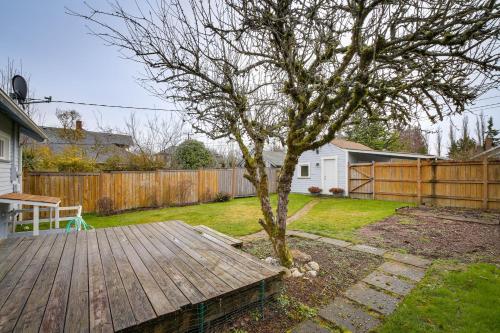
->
219;237;383;333
358;208;500;264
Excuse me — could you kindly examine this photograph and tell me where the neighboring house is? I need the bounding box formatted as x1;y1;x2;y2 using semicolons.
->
26;120;134;164
238;150;286;168
471;136;500;160
0;88;47;237
156;146;177;167
291;138;437;195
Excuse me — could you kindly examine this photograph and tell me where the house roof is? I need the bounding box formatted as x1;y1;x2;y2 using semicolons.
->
331;138;373;151
471;145;500;160
331;138;437;159
263;150;285;167
0;88;47;142
40;127;133;147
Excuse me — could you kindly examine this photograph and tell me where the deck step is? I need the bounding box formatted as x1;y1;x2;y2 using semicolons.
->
319;297;381;333
192;225;243;248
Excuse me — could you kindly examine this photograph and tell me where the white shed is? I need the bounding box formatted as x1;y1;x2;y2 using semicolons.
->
291;139;436;195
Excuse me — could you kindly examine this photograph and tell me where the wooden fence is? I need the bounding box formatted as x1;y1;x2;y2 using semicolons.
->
23;168;278;214
349;159;500;210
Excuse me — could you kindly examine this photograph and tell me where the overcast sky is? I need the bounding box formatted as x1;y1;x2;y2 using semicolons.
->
1;0;499;156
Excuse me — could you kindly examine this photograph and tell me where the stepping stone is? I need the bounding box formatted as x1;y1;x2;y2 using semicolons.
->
348;244;387;256
319;297;381;333
286;230;322;240
318;237;351;247
384;252;431;268
344;282;400;315
378;261;426;282
291;320;331;333
362;271;415;296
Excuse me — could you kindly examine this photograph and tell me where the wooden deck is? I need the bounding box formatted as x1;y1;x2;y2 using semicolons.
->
0;221;283;332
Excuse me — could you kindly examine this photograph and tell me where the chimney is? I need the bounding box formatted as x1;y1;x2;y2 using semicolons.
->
485;136;493;150
75;120;83;131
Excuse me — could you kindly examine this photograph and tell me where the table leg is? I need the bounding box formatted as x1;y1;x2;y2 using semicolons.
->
33;206;39;236
55;206;60;229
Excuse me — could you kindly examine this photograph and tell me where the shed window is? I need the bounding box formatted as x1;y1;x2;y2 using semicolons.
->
299;164;309;178
0;131;9;161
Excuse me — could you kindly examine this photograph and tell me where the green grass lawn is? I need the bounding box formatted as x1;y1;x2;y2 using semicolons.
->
378;261;500;333
289;198;410;242
17;193;313;237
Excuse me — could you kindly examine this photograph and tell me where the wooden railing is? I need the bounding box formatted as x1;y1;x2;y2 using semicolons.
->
349;159;500;210
23;168;278;214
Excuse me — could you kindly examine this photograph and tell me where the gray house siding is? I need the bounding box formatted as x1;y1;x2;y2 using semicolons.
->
0;112;22;237
291;143;348;194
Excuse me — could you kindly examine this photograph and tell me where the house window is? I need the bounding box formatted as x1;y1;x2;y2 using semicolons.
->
298;163;310;178
0;131;10;161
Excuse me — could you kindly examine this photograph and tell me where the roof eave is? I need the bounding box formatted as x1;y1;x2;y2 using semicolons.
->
0;89;47;142
345;148;439;159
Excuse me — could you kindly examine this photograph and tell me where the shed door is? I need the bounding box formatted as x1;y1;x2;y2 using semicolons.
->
322;158;337;194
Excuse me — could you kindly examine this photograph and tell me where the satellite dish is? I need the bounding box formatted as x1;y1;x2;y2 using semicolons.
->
11;75;28;102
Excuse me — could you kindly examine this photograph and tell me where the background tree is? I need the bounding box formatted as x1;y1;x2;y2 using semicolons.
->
74;0;500;266
486;116;500;146
449;117;478;160
343;112;401;151
398;125;429;154
475;112;487;148
435;127;443;157
174;140;215;169
55;109;85;144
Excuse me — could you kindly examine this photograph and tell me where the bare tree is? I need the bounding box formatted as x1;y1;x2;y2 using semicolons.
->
72;0;500;266
125;112;184;168
475;111;486;148
436;127;443;157
0;58;45;127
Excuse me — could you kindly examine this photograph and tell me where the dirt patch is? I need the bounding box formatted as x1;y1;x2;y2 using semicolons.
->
358;208;500;264
220;237;383;333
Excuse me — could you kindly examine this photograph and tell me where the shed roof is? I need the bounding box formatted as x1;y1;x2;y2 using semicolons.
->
331;138;373;151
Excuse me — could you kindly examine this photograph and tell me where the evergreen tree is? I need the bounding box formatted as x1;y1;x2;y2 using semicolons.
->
486;116;500;146
343;112;402;151
173;140;215;169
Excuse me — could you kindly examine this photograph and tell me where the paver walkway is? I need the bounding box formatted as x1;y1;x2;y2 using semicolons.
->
288;230;431;333
239;199;320;242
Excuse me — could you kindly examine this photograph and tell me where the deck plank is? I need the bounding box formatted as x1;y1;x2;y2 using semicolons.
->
143;223;232;294
0;234;57;332
161;222;265;282
158;222;255;286
137;224;220;299
128;225;206;304
112;227;175;316
87;231;113;333
95;228;136;331
0;236;45;309
0;239;34;283
40;232;77;333
120;226;190;309
14;234;67;332
193;225;243;248
0;238;23;264
104;228;156;325
65;232;90;333
170;221;281;276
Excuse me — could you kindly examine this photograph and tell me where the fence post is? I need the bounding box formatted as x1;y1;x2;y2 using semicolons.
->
483;158;488;209
371;161;375;199
231;167;237;198
417;158;422;206
347;162;350;197
197;169;202;203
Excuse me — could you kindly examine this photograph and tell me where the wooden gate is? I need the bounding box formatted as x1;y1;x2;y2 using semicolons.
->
348;162;373;199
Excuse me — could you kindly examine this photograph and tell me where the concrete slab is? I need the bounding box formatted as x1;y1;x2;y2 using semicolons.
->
291;320;331;333
319;297;381;333
378;261;426;282
362;271;415;296
344;282;400;315
348;244;387;256
384;252;431;268
286;230;322;240
318;237;352;247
